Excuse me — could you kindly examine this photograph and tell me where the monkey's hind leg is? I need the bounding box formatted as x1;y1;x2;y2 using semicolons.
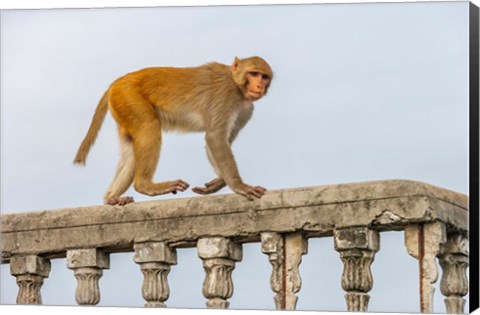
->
104;132;135;205
131;114;190;197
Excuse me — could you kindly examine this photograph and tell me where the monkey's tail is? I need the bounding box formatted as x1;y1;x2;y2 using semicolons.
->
73;91;109;165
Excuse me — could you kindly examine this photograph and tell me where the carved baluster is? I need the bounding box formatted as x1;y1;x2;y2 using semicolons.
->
10;255;51;304
284;233;308;310
439;233;469;314
197;237;242;309
334;227;379;312
67;249;110;305
261;232;307;310
134;242;177;307
261;232;284;309
404;222;446;313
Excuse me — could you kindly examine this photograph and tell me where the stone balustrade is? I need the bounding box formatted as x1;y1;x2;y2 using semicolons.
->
1;180;469;312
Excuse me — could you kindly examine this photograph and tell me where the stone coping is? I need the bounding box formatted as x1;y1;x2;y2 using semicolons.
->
1;180;468;262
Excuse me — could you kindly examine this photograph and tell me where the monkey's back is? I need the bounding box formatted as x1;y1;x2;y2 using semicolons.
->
111;63;240;107
107;62;243;133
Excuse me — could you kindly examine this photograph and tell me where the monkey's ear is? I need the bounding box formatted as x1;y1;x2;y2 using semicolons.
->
231;57;241;71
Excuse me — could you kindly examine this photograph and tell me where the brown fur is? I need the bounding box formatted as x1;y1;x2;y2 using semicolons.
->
74;56;273;205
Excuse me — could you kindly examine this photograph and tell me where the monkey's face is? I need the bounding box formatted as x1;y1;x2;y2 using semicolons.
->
245;70;271;101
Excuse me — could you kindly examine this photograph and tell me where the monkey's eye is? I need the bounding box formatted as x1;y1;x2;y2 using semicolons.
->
250;71;260;77
261;74;270;80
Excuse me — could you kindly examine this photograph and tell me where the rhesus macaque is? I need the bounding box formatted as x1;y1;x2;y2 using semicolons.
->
74;56;273;205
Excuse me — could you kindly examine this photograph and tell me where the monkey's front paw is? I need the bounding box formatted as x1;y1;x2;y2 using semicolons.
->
192;178;226;195
235;184;267;201
167;179;190;195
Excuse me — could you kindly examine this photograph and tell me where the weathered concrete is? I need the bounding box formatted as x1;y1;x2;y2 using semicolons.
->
261;232;307;310
10;255;51;304
66;249;110;305
0;180;470;312
439;233;469;314
134;242;177;307
334;227;380;312
261;232;285;309
198;237;242;309
1;180;468;262
405;222;446;313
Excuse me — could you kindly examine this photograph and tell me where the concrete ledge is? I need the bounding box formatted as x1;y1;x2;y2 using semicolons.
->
1;180;468;262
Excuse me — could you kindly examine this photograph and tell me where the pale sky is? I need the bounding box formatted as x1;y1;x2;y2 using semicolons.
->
0;1;470;313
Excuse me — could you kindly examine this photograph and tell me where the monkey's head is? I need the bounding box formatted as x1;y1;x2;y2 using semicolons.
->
231;56;273;102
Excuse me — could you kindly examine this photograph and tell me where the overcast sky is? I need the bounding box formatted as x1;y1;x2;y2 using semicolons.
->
0;1;470;313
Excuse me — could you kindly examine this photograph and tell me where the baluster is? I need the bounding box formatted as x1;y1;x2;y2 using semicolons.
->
261;232;284;309
197;237;242;309
261;232;307;310
404;222;446;313
439;233;469;314
334;227;379;312
134;242;177;307
67;249;110;305
10;255;51;304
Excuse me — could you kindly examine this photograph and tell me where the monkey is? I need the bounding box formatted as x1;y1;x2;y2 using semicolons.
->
74;56;273;206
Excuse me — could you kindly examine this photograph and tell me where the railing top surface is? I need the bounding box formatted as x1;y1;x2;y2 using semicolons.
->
1;179;468;229
1;179;468;262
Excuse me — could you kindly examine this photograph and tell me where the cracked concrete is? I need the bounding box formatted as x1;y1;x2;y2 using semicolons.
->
1;180;468;262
